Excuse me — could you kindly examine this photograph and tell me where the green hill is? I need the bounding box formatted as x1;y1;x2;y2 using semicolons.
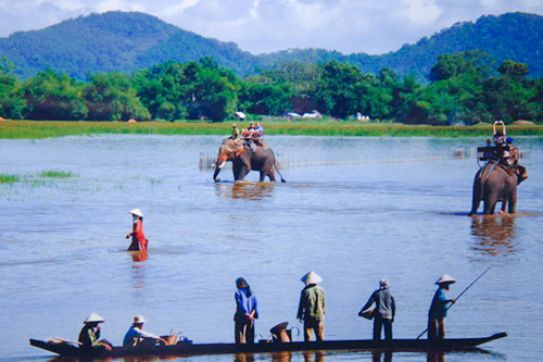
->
0;11;541;79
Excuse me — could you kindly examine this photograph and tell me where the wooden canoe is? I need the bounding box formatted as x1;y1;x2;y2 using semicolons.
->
30;332;506;358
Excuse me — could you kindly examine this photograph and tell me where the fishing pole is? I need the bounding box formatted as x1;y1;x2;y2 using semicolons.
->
415;266;492;340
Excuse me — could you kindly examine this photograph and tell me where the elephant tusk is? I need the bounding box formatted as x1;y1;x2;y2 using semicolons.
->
218;161;227;169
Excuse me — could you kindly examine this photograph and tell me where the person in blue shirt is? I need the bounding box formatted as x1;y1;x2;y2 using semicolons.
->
234;277;258;344
428;274;456;340
123;315;165;347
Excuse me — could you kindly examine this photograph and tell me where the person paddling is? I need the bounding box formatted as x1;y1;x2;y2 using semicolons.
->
360;278;396;340
428;274;456;340
234;277;259;344
78;313;112;351
297;271;326;342
123;315;165;347
126;208;148;251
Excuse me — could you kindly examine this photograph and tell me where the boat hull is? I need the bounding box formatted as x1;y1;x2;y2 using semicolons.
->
30;333;507;358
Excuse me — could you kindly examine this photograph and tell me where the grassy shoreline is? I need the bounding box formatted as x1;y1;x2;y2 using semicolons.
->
0;120;542;139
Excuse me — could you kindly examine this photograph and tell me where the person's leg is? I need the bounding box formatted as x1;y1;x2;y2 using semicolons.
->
384;319;393;340
316;321;324;341
373;316;382;340
438;318;445;340
303;320;313;342
247;322;255;344
428;318;437;340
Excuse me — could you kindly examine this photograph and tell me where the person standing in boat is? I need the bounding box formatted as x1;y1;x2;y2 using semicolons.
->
123;315;165;346
428;274;456;340
234;277;259;344
126;208;148;251
297;271;326;342
360;278;396;340
78;313;112;351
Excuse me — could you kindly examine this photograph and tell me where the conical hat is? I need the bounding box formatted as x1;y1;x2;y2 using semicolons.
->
84;313;105;323
435;274;456;285
301;271;322;284
129;208;143;217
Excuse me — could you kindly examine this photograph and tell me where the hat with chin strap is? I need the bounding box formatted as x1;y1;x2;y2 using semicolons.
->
84;313;105;324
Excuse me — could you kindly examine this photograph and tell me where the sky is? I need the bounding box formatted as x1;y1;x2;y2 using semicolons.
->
0;0;541;55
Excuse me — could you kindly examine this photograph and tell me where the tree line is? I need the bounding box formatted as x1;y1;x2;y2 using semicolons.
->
0;51;541;124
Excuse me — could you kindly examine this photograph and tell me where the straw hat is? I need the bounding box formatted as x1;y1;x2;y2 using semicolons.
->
84;313;105;324
435;274;456;285
301;271;322;284
129;208;143;218
133;315;146;324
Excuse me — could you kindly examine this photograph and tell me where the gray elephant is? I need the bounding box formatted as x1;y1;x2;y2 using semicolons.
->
469;162;527;215
213;138;286;183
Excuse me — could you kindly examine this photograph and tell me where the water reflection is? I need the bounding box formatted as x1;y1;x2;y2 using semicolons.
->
371;351;392;362
303;351;324;362
470;215;516;256
215;182;274;200
427;350;445;362
130;257;147;290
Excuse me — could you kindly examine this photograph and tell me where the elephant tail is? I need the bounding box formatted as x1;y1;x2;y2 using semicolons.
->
276;162;286;183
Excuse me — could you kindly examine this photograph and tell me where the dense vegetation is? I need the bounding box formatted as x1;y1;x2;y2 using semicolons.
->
0;50;541;124
0;11;541;80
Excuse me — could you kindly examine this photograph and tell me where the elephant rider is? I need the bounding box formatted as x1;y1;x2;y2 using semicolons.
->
360;278;396;341
123;315;166;347
126;208;148;251
242;123;256;151
428;274;456;340
78;313;113;351
231;123;240;139
297;271;326;342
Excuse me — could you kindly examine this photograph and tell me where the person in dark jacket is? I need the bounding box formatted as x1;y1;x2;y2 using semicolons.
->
360;279;396;340
234;277;258;344
428;274;456;340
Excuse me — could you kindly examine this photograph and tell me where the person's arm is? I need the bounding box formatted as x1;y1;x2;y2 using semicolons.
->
391;296;396;322
297;291;305;321
322;288;326;314
134;327;161;340
360;291;376;312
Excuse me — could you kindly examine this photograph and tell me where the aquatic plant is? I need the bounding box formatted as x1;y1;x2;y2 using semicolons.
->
39;170;75;178
0;174;19;184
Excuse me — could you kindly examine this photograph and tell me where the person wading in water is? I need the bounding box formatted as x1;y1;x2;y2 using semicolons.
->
428;274;456;340
126;208;148;251
297;271;326;341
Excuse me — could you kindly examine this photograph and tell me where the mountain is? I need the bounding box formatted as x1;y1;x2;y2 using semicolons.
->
0;11;541;79
259;12;543;79
0;12;258;79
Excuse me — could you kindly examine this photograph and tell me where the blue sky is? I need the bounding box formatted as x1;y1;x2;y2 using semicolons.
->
0;0;541;54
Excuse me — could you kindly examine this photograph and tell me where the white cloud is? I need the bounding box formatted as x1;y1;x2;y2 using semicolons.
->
0;0;541;54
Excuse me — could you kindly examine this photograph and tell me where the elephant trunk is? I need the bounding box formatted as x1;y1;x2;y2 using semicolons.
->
213;152;228;182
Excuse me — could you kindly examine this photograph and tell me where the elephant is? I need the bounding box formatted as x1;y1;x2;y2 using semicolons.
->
213;138;286;183
469;162;527;215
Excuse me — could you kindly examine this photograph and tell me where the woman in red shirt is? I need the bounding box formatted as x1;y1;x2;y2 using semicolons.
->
126;208;148;251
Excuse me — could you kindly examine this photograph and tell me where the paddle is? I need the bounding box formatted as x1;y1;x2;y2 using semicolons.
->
415;266;492;340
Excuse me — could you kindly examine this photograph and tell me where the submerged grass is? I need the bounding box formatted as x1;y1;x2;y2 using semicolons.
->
0;120;542;139
0;174;19;184
39;170;75;178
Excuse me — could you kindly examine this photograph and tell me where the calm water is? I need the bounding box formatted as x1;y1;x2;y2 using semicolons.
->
0;135;542;362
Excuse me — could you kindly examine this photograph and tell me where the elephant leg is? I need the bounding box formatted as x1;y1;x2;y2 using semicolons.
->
500;200;507;214
484;191;498;215
267;172;276;182
469;171;482;215
259;171;265;182
508;188;517;214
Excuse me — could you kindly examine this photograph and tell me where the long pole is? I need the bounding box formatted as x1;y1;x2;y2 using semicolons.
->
415;266;492;340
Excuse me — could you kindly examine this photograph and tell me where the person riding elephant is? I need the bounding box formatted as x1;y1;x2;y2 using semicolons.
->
213;138;285;183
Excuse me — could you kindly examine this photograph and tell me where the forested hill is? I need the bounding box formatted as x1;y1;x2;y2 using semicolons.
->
0;11;541;79
259;12;543;79
0;12;258;79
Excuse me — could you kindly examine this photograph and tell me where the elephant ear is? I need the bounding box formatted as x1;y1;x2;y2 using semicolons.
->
223;139;244;154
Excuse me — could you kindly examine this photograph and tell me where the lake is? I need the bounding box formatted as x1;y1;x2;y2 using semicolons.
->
0;135;542;362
